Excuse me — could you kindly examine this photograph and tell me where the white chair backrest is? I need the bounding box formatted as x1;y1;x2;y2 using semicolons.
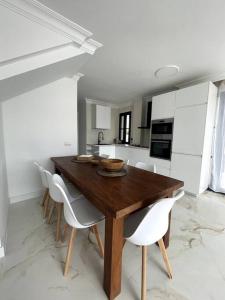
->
127;191;184;245
101;154;109;159
34;161;48;188
52;174;86;228
43;170;66;204
124;159;130;165
135;162;156;173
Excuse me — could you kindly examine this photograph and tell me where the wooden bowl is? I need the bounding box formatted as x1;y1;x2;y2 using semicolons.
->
91;158;100;165
100;159;124;172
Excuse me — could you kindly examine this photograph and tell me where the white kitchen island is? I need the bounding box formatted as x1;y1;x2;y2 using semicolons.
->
88;144;171;177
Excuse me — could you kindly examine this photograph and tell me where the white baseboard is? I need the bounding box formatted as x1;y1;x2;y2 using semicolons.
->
10;189;43;204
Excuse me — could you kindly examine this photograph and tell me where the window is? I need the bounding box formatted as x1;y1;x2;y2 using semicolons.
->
119;111;131;144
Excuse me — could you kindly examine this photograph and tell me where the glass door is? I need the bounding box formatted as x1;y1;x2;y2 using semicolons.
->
119;111;131;144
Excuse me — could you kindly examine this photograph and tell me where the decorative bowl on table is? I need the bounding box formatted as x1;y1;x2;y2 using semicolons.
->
78;155;94;161
100;159;124;172
91;158;100;165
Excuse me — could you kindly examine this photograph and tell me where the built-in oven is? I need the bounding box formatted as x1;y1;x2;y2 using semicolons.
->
150;139;172;160
151;120;173;135
150;118;173;160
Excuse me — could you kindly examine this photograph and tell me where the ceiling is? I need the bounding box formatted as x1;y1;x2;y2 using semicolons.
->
36;0;225;102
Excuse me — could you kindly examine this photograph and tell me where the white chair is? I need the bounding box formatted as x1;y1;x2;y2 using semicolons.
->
135;162;156;173
124;190;184;300
43;170;81;241
34;161;50;217
101;154;110;159
51;174;105;276
124;159;130;165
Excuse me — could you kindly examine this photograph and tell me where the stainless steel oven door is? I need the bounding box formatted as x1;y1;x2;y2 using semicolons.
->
150;139;172;160
151;119;173;135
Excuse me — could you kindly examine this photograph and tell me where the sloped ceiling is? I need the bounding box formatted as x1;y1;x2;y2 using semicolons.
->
39;0;225;103
0;5;70;63
0;0;102;81
0;54;90;102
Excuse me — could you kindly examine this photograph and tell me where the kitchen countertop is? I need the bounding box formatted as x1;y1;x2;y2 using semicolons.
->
87;143;149;150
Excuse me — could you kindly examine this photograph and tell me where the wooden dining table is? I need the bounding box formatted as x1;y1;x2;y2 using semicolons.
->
51;156;183;300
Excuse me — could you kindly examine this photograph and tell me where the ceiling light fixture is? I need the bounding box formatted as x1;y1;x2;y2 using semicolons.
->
154;65;180;78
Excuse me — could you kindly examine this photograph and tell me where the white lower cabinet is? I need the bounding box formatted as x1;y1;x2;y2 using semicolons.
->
98;146;115;158
170;153;202;195
115;146;171;176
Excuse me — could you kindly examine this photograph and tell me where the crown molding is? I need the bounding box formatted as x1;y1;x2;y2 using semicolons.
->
116;100;133;108
0;43;84;81
175;70;225;89
0;0;102;55
72;73;84;81
85;98;119;108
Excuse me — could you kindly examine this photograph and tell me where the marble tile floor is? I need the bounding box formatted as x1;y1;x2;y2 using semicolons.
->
0;191;225;300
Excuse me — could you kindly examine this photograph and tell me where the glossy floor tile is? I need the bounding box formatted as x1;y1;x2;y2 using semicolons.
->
0;191;225;300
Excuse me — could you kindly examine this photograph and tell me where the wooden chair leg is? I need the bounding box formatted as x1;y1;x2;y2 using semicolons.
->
64;227;76;276
56;203;63;242
92;224;104;258
141;246;147;300
158;238;173;279
63;223;70;242
47;200;55;224
41;188;48;206
43;193;50;218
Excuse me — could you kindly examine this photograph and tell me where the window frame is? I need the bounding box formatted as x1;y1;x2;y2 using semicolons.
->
119;111;132;144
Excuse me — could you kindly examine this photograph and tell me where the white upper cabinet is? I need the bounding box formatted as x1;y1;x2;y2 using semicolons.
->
152;91;176;120
93;104;111;129
175;82;210;108
172;104;207;155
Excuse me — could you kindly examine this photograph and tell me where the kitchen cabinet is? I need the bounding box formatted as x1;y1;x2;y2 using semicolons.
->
98;145;115;158
152;91;176;120
172;104;207;155
93;104;111;129
170;153;202;195
89;145;115;158
171;81;218;195
115;146;171;176
175;82;210;108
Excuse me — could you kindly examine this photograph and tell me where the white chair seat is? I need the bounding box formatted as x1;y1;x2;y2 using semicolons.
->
70;195;105;227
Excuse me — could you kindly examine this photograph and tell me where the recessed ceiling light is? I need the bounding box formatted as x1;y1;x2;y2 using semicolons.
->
154;65;180;78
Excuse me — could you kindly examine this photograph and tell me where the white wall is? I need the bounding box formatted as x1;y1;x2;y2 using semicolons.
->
0;103;9;256
2;77;78;203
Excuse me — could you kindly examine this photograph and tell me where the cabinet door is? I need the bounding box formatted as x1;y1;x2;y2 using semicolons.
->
96;105;111;129
175;82;209;108
172;104;207;156
152;91;176;120
170;153;202;195
115;146;131;161
99;146;115;158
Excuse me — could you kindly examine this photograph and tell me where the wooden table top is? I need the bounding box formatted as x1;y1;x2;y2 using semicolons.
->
51;156;183;218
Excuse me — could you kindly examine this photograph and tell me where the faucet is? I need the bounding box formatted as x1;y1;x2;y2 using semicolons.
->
98;131;104;145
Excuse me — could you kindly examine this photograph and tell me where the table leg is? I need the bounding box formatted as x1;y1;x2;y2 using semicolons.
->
162;211;171;248
162;191;173;248
104;217;124;300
